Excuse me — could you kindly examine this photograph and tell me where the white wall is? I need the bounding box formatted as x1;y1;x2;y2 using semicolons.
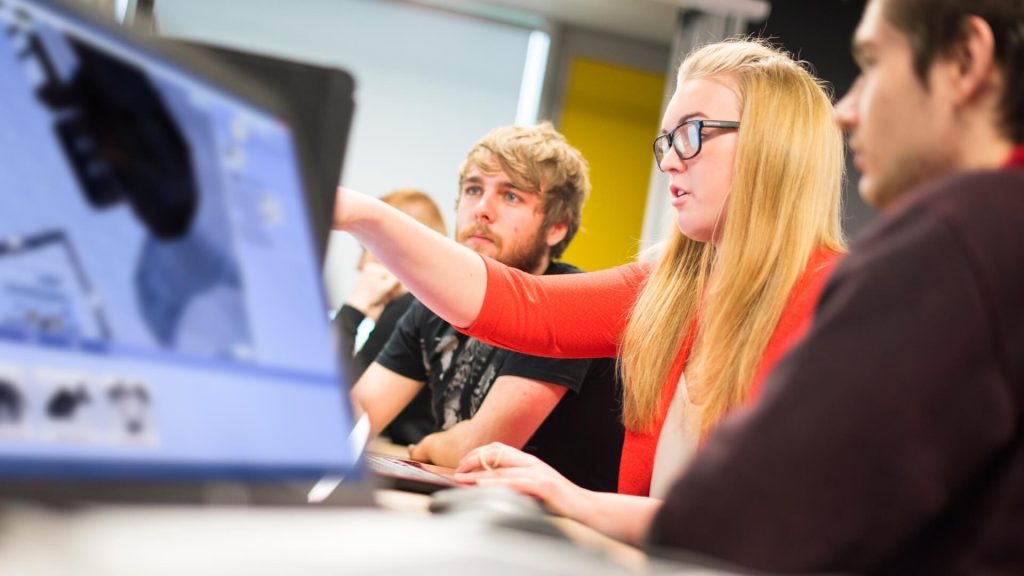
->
155;0;531;309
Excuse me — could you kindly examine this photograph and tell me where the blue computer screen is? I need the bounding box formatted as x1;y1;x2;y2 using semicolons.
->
0;0;355;478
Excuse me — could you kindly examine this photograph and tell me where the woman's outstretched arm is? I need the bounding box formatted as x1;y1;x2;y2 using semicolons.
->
334;187;485;328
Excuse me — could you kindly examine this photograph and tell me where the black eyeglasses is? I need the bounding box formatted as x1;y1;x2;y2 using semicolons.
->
653;119;740;170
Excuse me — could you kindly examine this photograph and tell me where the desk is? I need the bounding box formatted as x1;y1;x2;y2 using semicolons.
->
373;488;647;570
0;502;661;576
368;440;648;572
0;474;742;575
0;441;653;575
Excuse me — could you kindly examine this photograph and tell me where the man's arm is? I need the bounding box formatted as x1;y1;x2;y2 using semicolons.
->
334;304;364;358
409;376;567;468
351;362;424;438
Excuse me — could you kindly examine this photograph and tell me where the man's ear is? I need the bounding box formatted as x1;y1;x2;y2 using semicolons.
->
949;15;998;107
545;222;568;249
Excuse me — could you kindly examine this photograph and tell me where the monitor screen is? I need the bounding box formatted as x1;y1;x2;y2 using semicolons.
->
161;41;355;261
0;0;356;481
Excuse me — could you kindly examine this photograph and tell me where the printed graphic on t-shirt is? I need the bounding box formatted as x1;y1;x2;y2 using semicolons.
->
432;334;503;428
429;333;503;430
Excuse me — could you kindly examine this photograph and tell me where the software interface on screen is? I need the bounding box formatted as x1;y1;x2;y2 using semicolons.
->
0;0;355;477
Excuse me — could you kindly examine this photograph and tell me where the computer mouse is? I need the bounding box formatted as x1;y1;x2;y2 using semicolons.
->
429;487;568;540
429;486;544;516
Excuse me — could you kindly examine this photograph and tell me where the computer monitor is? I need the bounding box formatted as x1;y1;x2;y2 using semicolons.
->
159;40;354;260
0;0;359;498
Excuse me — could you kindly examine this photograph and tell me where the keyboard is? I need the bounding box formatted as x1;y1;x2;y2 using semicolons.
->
366;454;458;493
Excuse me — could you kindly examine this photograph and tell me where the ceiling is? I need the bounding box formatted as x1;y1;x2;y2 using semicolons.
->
403;0;770;44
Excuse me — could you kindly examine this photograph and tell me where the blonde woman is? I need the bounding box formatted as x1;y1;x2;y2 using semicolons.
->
334;39;845;543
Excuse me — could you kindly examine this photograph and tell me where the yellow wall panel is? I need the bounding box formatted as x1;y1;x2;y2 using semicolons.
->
559;58;665;271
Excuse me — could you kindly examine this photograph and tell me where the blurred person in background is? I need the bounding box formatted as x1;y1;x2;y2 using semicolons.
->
336;189;446;445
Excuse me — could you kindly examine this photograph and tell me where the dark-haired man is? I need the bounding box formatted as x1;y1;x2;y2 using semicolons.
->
647;1;1024;573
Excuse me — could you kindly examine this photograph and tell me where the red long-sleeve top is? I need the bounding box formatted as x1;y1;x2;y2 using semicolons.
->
464;248;841;496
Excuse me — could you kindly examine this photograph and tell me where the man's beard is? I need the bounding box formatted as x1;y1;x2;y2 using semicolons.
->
456;224;550;273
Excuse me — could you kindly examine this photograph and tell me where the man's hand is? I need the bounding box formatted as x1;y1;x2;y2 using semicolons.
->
346;261;402;320
407;431;444;464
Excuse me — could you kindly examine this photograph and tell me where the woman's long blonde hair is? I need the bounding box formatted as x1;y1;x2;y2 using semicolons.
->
619;39;845;438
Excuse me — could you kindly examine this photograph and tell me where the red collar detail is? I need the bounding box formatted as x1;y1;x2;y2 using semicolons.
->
1005;147;1024;168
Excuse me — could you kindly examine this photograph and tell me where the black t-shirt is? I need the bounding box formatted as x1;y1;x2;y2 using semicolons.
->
337;292;416;379
376;261;624;493
335;292;434;445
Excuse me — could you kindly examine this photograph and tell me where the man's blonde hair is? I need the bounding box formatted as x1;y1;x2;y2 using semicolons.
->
620;39;846;437
458;123;590;259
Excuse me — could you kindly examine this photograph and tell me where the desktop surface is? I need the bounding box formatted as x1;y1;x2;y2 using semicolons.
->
0;500;704;576
0;503;557;576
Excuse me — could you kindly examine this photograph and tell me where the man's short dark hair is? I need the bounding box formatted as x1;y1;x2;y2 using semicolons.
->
881;0;1024;142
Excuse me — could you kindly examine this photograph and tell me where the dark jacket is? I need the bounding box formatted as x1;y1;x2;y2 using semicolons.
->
649;165;1024;575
